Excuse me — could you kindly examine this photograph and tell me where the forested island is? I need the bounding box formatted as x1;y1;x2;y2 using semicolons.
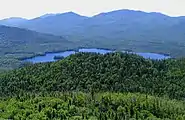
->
53;56;65;60
1;52;185;119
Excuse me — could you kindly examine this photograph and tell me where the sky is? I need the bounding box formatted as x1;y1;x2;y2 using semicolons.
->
0;0;185;19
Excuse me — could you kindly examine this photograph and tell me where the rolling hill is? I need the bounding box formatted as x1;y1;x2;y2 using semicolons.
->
1;52;185;119
1;52;184;99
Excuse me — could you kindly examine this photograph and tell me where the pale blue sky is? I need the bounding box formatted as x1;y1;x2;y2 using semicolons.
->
0;0;185;19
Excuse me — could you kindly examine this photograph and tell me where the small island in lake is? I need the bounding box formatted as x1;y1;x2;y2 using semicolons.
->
53;56;65;60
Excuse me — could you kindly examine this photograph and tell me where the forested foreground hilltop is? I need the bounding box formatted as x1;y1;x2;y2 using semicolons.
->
1;52;185;119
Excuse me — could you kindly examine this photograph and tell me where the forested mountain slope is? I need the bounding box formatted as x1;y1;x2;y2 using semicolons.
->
1;52;185;119
0;25;76;70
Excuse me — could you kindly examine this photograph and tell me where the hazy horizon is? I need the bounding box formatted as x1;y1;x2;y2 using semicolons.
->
0;0;185;19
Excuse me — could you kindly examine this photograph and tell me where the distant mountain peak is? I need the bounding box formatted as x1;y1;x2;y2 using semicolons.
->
1;17;27;21
58;11;86;17
93;9;147;17
0;17;27;27
65;11;78;14
92;9;169;18
31;11;87;21
40;14;57;18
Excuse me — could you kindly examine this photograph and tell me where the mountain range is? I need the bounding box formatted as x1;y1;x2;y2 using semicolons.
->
1;9;185;58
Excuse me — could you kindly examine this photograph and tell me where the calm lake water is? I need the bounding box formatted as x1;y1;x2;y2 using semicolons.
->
24;48;171;63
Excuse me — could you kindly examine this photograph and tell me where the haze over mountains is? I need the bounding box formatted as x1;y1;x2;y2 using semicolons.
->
0;9;185;59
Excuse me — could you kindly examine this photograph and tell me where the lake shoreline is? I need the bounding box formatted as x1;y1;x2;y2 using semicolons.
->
19;47;117;60
22;48;171;63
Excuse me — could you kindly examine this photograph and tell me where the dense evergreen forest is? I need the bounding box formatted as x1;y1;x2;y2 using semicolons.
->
1;92;185;119
1;52;185;119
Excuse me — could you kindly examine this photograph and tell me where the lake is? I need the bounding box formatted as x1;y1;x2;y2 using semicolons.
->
24;48;171;63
